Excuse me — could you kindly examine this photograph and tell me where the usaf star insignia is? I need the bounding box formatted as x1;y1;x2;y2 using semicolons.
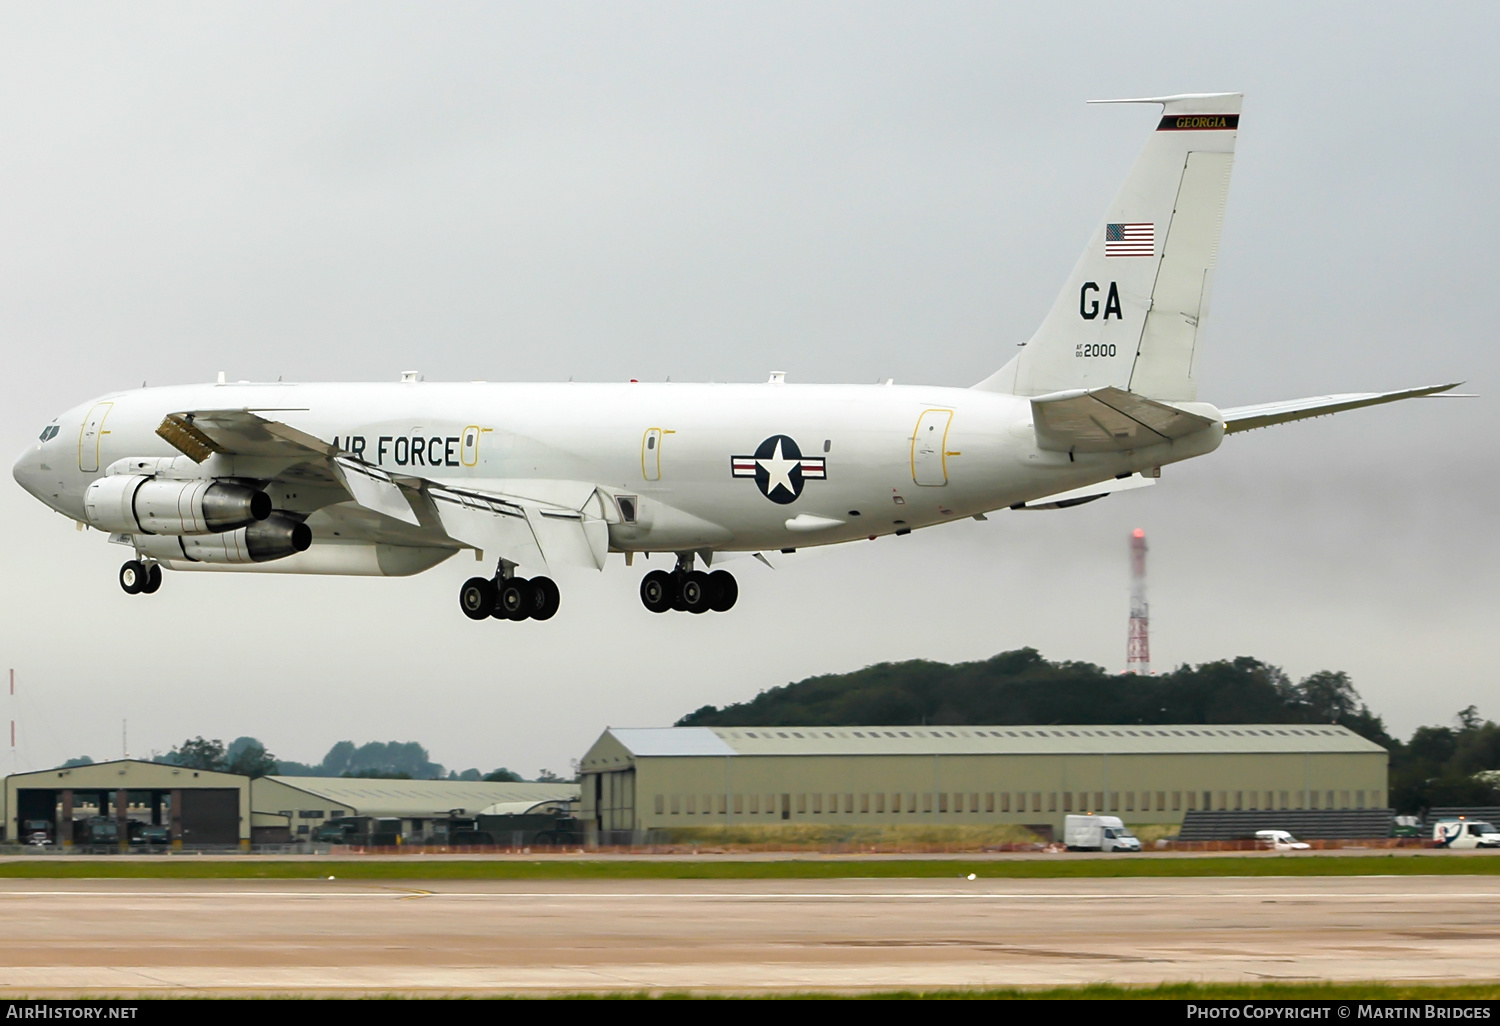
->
731;435;826;504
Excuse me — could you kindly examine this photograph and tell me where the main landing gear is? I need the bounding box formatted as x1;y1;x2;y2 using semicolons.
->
459;571;561;623
640;559;738;615
119;560;162;596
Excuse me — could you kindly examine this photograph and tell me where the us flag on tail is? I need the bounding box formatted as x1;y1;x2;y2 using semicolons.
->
1105;222;1154;257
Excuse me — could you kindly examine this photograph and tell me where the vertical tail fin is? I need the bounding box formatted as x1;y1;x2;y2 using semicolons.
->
977;93;1240;401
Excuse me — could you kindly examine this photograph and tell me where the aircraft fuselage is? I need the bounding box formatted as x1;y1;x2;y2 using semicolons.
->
16;380;1223;565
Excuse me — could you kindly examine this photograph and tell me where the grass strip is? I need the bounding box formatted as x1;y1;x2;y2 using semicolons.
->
0;854;1497;880
543;981;1500;1000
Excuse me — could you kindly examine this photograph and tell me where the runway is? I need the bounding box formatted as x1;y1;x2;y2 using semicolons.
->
1;875;1498;995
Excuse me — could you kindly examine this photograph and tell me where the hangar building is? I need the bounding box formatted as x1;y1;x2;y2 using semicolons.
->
4;760;577;847
578;724;1388;843
252;776;577;842
6;760;253;847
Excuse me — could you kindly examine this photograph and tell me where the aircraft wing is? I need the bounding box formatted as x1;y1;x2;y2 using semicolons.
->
1031;386;1216;453
157;409;334;462
1220;383;1468;434
156;409;610;571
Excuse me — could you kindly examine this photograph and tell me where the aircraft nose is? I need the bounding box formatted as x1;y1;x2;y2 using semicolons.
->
12;444;44;500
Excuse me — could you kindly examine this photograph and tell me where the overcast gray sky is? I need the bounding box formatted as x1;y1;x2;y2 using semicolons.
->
1;2;1495;776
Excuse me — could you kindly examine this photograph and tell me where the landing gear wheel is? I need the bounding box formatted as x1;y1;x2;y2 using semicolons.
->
640;570;676;613
530;576;560;621
119;560;146;595
497;577;534;621
459;577;496;621
707;570;737;612
680;570;713;614
140;564;163;595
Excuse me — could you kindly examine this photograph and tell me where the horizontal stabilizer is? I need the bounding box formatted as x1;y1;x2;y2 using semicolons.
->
1032;386;1216;452
1221;383;1467;434
1011;473;1157;511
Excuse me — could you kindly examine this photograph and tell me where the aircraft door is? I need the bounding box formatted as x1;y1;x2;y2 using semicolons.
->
911;409;953;486
78;402;113;473
641;428;662;481
460;426;481;467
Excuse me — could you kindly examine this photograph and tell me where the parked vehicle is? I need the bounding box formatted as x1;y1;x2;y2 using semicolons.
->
312;821;358;844
1392;815;1423;838
1432;818;1500;849
447;830;496;845
1255;829;1310;851
79;818;119;845
131;825;170;846
1064;814;1140;852
22;819;53;846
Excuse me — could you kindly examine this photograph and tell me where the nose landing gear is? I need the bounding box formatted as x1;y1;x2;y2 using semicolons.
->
119;560;162;596
639;557;738;615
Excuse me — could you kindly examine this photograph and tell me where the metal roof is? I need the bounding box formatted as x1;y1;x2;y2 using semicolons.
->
605;728;737;757
262;777;578;817
595;724;1385;759
478;799;575;817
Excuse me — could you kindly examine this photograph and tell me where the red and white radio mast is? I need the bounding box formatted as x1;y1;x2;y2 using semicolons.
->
1127;529;1150;675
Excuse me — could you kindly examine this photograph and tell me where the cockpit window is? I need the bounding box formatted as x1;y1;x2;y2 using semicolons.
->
38;425;59;442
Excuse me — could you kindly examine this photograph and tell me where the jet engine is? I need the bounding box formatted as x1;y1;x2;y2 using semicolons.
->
84;475;271;535
131;513;312;564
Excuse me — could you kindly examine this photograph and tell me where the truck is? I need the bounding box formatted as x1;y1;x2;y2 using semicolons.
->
1432;817;1500;849
1064;814;1141;852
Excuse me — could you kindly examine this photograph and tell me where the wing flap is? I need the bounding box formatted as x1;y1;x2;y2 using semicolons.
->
331;457;419;526
527;507;610;570
1222;383;1467;433
429;488;546;568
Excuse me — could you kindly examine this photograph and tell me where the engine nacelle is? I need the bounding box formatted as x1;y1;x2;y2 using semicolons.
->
131;513;312;564
85;475;271;535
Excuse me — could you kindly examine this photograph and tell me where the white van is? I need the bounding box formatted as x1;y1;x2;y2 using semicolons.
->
1255;829;1310;851
1064;814;1141;852
1433;818;1500;849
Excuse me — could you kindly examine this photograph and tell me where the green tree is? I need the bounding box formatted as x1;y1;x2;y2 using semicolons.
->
484;768;523;782
318;741;357;776
225;738;278;778
313;740;444;779
167;737;226;771
1294;670;1360;722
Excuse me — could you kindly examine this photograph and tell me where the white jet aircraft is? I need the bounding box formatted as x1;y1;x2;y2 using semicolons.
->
12;93;1460;621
